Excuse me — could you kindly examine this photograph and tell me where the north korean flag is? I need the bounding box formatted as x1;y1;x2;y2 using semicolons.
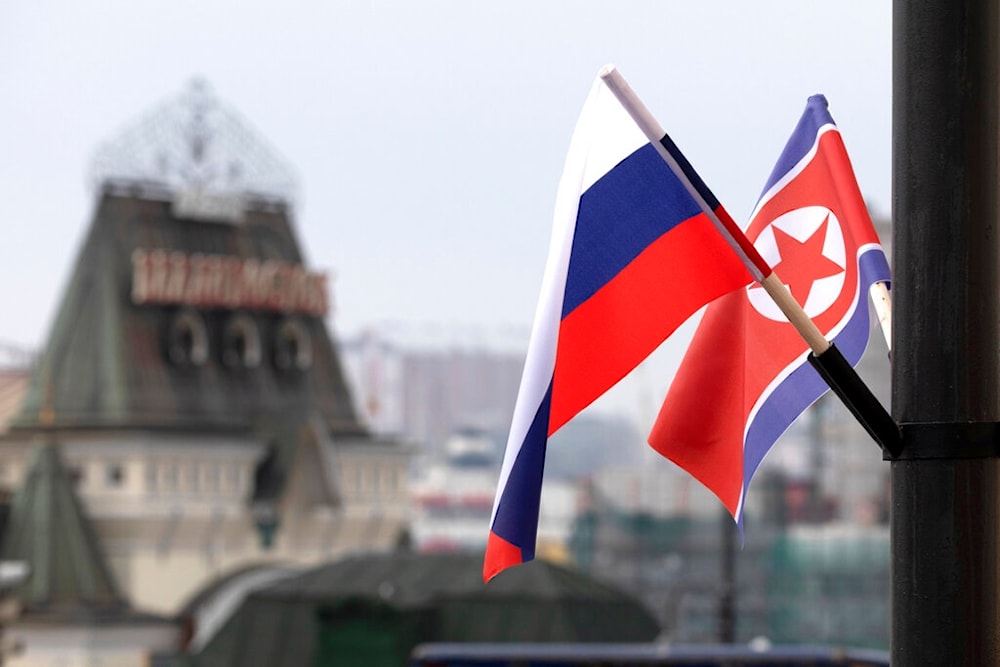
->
648;94;891;522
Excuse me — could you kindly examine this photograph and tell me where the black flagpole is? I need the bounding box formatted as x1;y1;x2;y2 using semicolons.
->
892;0;1000;663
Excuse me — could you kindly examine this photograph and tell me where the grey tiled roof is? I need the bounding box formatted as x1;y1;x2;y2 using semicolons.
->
13;193;364;436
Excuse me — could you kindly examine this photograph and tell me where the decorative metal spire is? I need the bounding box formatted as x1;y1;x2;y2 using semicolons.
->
88;78;299;205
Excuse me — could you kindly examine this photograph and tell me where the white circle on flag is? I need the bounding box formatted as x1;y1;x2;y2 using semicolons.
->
747;206;846;321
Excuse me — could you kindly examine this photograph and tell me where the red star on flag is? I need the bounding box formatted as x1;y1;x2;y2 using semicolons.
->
771;214;844;307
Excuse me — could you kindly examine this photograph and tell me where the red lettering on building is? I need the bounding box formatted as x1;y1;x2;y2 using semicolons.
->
131;248;330;316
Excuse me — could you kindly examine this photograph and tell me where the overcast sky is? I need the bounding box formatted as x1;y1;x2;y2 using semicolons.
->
0;2;891;421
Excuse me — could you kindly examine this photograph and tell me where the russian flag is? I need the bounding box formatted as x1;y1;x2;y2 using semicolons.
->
484;68;760;581
648;95;891;523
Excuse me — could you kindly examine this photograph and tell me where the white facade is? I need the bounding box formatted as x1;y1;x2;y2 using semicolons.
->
6;623;179;667
409;431;575;561
0;431;411;615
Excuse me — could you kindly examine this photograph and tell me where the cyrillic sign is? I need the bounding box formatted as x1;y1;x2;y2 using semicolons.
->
131;248;329;316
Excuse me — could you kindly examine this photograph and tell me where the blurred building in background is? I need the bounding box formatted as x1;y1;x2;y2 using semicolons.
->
340;332;645;563
0;82;410;665
340;331;524;459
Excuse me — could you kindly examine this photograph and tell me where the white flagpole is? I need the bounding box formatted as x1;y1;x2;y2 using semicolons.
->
599;64;899;454
598;64;831;357
870;281;892;352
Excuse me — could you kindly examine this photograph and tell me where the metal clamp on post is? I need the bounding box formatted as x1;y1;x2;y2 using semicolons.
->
889;422;1000;461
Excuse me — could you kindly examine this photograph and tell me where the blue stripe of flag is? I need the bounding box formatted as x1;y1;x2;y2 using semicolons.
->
742;247;890;487
561;143;702;319
659;133;721;212
488;382;551;557
759;95;836;199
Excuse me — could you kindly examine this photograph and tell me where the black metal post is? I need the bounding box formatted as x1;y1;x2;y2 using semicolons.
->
892;0;1000;664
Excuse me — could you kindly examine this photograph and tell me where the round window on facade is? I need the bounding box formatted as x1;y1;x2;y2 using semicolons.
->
222;314;262;369
273;319;312;371
166;310;209;367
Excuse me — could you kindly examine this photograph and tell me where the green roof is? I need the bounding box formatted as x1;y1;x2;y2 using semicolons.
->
0;441;126;618
190;553;660;667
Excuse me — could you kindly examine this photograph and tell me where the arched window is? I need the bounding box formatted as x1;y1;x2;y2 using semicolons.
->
222;314;262;369
273;318;312;371
166;310;209;366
